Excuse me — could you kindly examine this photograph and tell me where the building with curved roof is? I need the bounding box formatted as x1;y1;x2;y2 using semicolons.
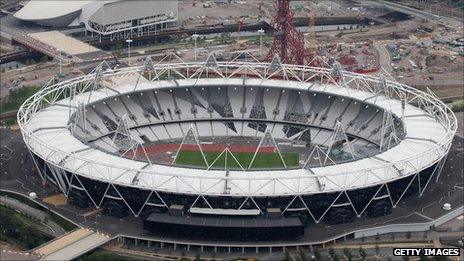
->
14;0;178;38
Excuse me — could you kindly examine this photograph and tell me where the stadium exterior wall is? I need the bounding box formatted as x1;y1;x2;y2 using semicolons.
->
30;150;441;226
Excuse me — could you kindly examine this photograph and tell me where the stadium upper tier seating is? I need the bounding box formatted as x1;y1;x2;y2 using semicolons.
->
72;85;404;162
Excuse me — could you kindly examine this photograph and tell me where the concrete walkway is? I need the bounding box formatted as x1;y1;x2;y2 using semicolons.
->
34;228;112;261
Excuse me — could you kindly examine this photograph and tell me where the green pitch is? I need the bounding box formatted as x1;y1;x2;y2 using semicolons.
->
174;151;300;169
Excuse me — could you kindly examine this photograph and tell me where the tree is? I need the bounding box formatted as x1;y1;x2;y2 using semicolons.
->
180;251;188;261
406;231;412;240
328;247;336;259
358;247;367;260
343;248;353;261
40;55;48;63
282;250;291;261
314;248;323;261
299;250;308;261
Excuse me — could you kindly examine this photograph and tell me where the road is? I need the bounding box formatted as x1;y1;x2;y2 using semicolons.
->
372;0;462;27
374;42;392;75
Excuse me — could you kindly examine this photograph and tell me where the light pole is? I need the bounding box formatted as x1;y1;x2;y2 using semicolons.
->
58;48;63;77
192;33;199;61
126;39;133;65
257;28;265;56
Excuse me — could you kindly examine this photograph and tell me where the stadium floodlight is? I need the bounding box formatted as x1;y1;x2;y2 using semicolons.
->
126;39;133;65
379;111;400;151
57;48;64;77
257;28;265;56
324;121;355;165
192;33;200;61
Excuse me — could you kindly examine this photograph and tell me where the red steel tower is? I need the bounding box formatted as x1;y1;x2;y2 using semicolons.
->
265;0;306;65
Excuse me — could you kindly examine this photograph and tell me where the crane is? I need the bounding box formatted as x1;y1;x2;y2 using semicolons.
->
232;18;245;51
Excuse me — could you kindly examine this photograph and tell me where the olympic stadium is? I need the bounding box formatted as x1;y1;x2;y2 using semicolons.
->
17;53;457;241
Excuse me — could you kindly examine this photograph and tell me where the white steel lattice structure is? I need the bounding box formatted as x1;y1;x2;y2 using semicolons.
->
18;52;457;224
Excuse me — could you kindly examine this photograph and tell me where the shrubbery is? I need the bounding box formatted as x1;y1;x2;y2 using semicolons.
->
0;206;52;249
0;85;41;114
451;99;464;112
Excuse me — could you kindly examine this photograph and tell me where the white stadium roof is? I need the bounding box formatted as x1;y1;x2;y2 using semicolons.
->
22;67;454;197
14;1;91;21
14;0;178;33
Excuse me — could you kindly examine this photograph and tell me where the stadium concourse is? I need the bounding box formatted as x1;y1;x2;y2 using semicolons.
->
17;52;458;243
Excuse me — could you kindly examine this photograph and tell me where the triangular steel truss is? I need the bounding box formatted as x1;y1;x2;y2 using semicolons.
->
265;54;288;80
110;115;153;164
307;54;331;68
190;53;225;81
379;111;400;151
330;61;349;88
134;56;157;90
69;102;87;141
377;74;390;99
33;148;450;220
303;145;335;168
204;52;219;69
172;124;208;167
207;147;246;171
248;128;286;169
112;114;137;151
324;121;355;164
120;142;153;164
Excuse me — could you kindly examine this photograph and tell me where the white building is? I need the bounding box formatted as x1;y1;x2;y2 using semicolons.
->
14;0;178;39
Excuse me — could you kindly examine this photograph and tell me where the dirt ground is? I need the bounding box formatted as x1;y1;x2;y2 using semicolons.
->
178;0;270;27
43;194;68;206
1;63;83;96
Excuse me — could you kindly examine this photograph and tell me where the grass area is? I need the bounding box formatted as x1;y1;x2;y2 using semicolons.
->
0;190;77;232
0;205;53;249
175;151;299;169
451;99;464;112
1;118;17;126
0;85;41;114
76;249;145;261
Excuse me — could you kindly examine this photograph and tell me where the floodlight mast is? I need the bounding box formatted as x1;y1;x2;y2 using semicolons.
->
126;39;133;65
192;33;200;61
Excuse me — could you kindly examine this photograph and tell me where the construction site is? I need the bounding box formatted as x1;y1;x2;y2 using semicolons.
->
0;0;463;260
1;0;463;104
